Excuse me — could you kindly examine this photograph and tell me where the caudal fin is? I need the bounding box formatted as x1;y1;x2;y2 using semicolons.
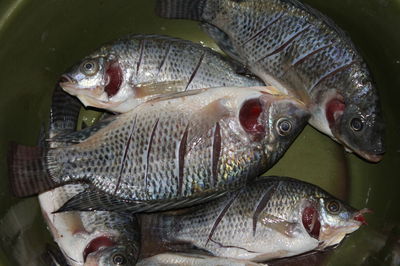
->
8;142;58;197
155;0;206;21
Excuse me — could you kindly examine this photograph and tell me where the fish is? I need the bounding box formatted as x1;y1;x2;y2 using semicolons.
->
37;85;140;265
155;0;385;162
9;86;309;213
136;252;265;266
138;176;369;263
59;34;263;113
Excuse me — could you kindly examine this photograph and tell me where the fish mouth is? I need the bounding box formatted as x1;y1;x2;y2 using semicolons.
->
353;208;372;225
59;75;79;95
341;141;384;163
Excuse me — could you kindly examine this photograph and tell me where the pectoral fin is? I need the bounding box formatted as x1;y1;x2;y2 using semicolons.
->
135;80;188;98
258;213;297;238
187;98;231;151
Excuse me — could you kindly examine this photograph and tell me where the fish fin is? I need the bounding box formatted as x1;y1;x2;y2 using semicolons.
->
155;0;206;21
49;115;116;144
187;98;231;150
49;85;82;138
8;142;59;197
55;188;228;213
41;243;69;266
135;80;188;98
146;88;209;104
200;23;244;64
258;212;297;238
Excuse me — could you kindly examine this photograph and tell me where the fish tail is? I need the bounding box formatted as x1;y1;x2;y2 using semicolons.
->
155;0;206;21
8;142;59;197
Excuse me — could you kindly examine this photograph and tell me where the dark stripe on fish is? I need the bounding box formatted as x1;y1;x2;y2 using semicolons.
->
184;52;205;91
291;43;334;68
157;43;172;75
309;61;356;92
206;190;241;246
114;116;137;194
211;122;221;188
136;39;145;75
178;124;189;195
240;13;284;47
209;239;257;253
144;118;159;189
252;182;278;236
255;26;310;63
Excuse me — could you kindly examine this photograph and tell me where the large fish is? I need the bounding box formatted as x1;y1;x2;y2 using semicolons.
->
155;0;385;162
37;85;140;265
59;34;263;113
139;176;369;263
9;86;309;213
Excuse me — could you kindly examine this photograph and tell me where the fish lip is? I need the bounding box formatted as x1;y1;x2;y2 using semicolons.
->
347;144;384;163
59;75;78;95
334;134;384;162
59;74;76;86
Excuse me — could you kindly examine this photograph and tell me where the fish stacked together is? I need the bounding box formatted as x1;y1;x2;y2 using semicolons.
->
7;0;384;265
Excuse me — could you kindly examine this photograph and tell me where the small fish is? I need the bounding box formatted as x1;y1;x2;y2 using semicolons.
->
38;85;140;266
9;86;309;213
59;34;263;113
139;176;369;263
155;0;385;162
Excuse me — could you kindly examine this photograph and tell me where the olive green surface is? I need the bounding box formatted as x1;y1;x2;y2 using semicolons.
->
0;0;399;265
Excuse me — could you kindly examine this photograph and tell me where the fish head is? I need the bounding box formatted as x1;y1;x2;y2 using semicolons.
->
60;52;127;111
252;93;310;161
330;98;385;162
324;74;385;162
84;243;137;266
300;194;369;250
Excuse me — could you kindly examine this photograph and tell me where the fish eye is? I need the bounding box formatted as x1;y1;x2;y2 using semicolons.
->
276;118;292;136
80;60;99;76
112;253;127;265
326;200;341;214
350;117;363;132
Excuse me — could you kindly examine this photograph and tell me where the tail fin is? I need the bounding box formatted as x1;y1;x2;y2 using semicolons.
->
8;142;58;197
155;0;206;21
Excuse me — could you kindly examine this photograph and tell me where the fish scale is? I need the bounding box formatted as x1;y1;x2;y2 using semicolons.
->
34;86;309;212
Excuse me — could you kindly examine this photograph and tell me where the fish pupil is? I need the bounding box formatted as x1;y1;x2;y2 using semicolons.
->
350;118;363;131
239;98;265;138
105;61;123;98
302;206;321;239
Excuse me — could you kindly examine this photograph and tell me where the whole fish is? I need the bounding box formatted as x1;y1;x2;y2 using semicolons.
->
139;176;369;263
37;85;140;266
9;86;309;213
155;0;385;162
59;34;263;113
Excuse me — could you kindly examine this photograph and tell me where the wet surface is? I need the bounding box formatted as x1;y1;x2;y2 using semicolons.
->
0;0;399;265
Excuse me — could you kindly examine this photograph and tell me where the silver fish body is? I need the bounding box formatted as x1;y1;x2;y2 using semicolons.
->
156;0;385;162
139;176;367;262
60;34;263;113
45;86;309;212
38;86;140;265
